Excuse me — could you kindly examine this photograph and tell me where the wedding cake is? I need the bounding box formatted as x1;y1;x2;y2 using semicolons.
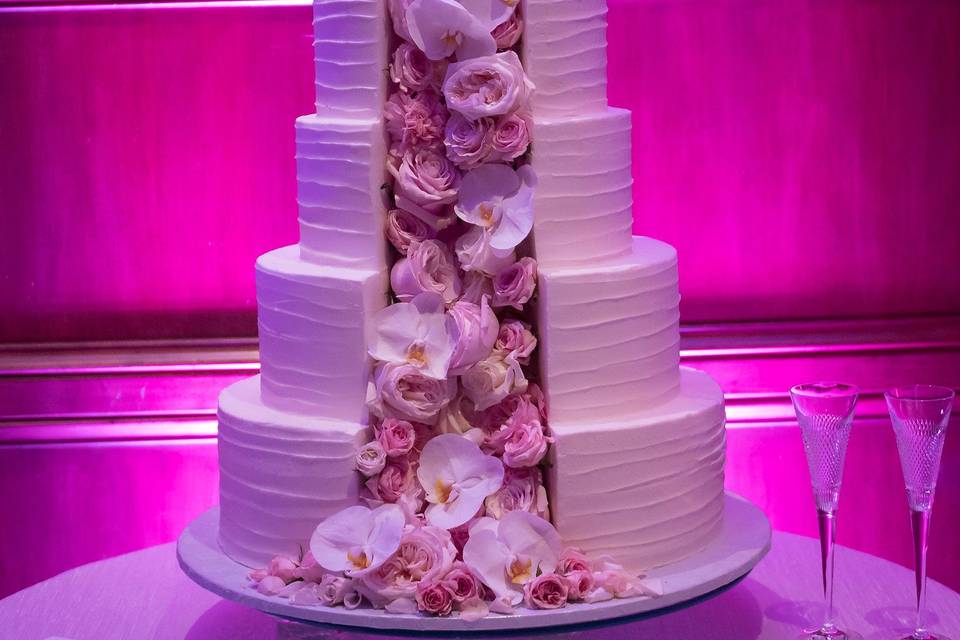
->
215;0;726;615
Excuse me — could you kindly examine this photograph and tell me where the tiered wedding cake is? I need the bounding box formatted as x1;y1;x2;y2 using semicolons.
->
216;0;725;615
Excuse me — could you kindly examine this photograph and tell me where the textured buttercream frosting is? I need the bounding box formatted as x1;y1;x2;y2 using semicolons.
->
548;368;726;574
218;376;369;568
256;245;386;423
537;236;681;424
296;115;387;269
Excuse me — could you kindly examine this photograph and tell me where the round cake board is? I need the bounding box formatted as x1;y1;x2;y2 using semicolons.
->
177;493;771;634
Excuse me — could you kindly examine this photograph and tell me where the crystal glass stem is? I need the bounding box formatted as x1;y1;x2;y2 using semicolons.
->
910;508;931;639
817;509;838;635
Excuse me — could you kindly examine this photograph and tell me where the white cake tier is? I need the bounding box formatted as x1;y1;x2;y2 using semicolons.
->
530;109;634;268
296;115;387;270
537;236;681;425
548;367;726;574
523;0;608;117
218;376;367;568
312;0;387;118
257;245;386;422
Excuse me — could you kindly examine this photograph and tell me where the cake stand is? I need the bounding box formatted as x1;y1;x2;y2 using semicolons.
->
177;492;770;634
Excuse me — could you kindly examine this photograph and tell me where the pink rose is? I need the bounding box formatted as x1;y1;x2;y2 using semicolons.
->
377;460;414;503
557;547;592;575
523;573;569;609
416;579;454;616
368;362;457;424
355;440;387;477
446;296;499;374
460;271;495;305
491;11;523;49
492;256;537;310
441;561;483;603
444;113;493;169
500;417;550;468
390;42;446;93
376;418;417;458
493;319;537;364
267;555;299;584
392;147;460;215
388;0;414;41
385;209;434;256
437;394;473;435
357;525;457;606
294;551;327;583
391;239;462;304
487;113;531;163
455;226;516;276
484;466;548;519
443;51;534;121
317;575;352;606
384;91;448;157
564;570;596;601
461;355;528;411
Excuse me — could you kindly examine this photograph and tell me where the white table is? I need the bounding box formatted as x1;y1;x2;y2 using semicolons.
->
2;531;959;639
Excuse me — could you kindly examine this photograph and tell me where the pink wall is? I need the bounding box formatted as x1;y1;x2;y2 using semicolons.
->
2;0;959;342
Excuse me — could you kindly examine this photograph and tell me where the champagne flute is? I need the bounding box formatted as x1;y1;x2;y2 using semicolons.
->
791;382;861;640
886;385;955;640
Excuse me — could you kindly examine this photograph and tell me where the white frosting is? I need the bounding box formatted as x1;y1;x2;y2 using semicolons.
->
529;109;634;268
536;236;681;424
256;245;386;422
296;115;388;269
522;0;608;117
312;0;387;118
547;368;726;574
218;376;368;568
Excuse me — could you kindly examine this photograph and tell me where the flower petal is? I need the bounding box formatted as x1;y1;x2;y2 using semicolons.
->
418;434;505;529
488;172;535;251
458;0;515;29
309;506;374;572
463;527;514;600
356;504;405;576
497;511;562;574
407;0;495;61
368;302;422;364
456;163;521;224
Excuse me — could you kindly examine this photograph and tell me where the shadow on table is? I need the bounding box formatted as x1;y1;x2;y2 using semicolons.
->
184;598;280;640
863;606;944;640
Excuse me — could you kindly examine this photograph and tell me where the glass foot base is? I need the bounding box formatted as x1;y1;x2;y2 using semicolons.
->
796;629;863;640
900;635;953;640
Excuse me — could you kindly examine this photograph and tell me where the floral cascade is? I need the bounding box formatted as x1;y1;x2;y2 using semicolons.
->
247;0;662;618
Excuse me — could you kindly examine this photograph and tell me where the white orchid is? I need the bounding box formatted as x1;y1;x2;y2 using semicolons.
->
309;504;405;577
367;293;454;380
462;511;562;604
406;0;496;61
416;434;504;529
455;163;537;251
458;0;517;29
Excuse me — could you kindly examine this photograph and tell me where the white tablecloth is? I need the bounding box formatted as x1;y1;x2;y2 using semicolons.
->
1;531;959;639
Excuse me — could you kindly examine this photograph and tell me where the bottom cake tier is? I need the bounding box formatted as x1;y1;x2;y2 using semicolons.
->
547;367;727;574
217;376;367;568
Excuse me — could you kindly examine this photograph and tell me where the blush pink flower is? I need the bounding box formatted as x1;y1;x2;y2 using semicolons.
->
385;209;434;256
443;51;534;121
557;547;592;575
355;441;387;477
460;271;495;305
461;354;528;411
267;555;299;584
444;113;493;170
391;240;462;304
500;416;550;469
455;226;516;276
491;10;523;49
416;579;454;616
256;575;286;596
442;561;483;602
356;525;457;606
406;0;496;61
294;551;328;583
455;163;536;251
493;319;537;365
488;113;531;163
317;575;352;606
564;570;596;601
377;460;414;503
390;42;446;93
484;466;549;519
367;361;458;425
492;256;537;310
523;573;569;609
384;91;448;157
376;419;417;458
446;296;499;375
391;148;460;217
388;0;415;41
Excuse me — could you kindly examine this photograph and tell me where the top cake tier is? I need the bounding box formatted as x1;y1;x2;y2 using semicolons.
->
311;0;611;119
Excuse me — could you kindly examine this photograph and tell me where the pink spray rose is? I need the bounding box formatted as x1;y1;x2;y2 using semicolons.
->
377;460;414;503
355;440;388;477
388;0;414;41
267;555;299;584
564;570;596;601
384;91;448;157
493;319;537;364
455;226;516;276
443;51;534;121
460;271;495;305
484;466;548;519
416;578;454;616
446;296;499;374
392;147;461;215
441;561;483;603
376;418;417;458
557;547;593;575
317;575;352;606
487;113;531;163
390;42;446;93
368;362;458;424
294;551;327;583
492;256;538;310
491;10;523;49
385;209;434;256
523;573;569;609
444;113;493;170
500;416;550;468
391;239;462;304
461;354;528;411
